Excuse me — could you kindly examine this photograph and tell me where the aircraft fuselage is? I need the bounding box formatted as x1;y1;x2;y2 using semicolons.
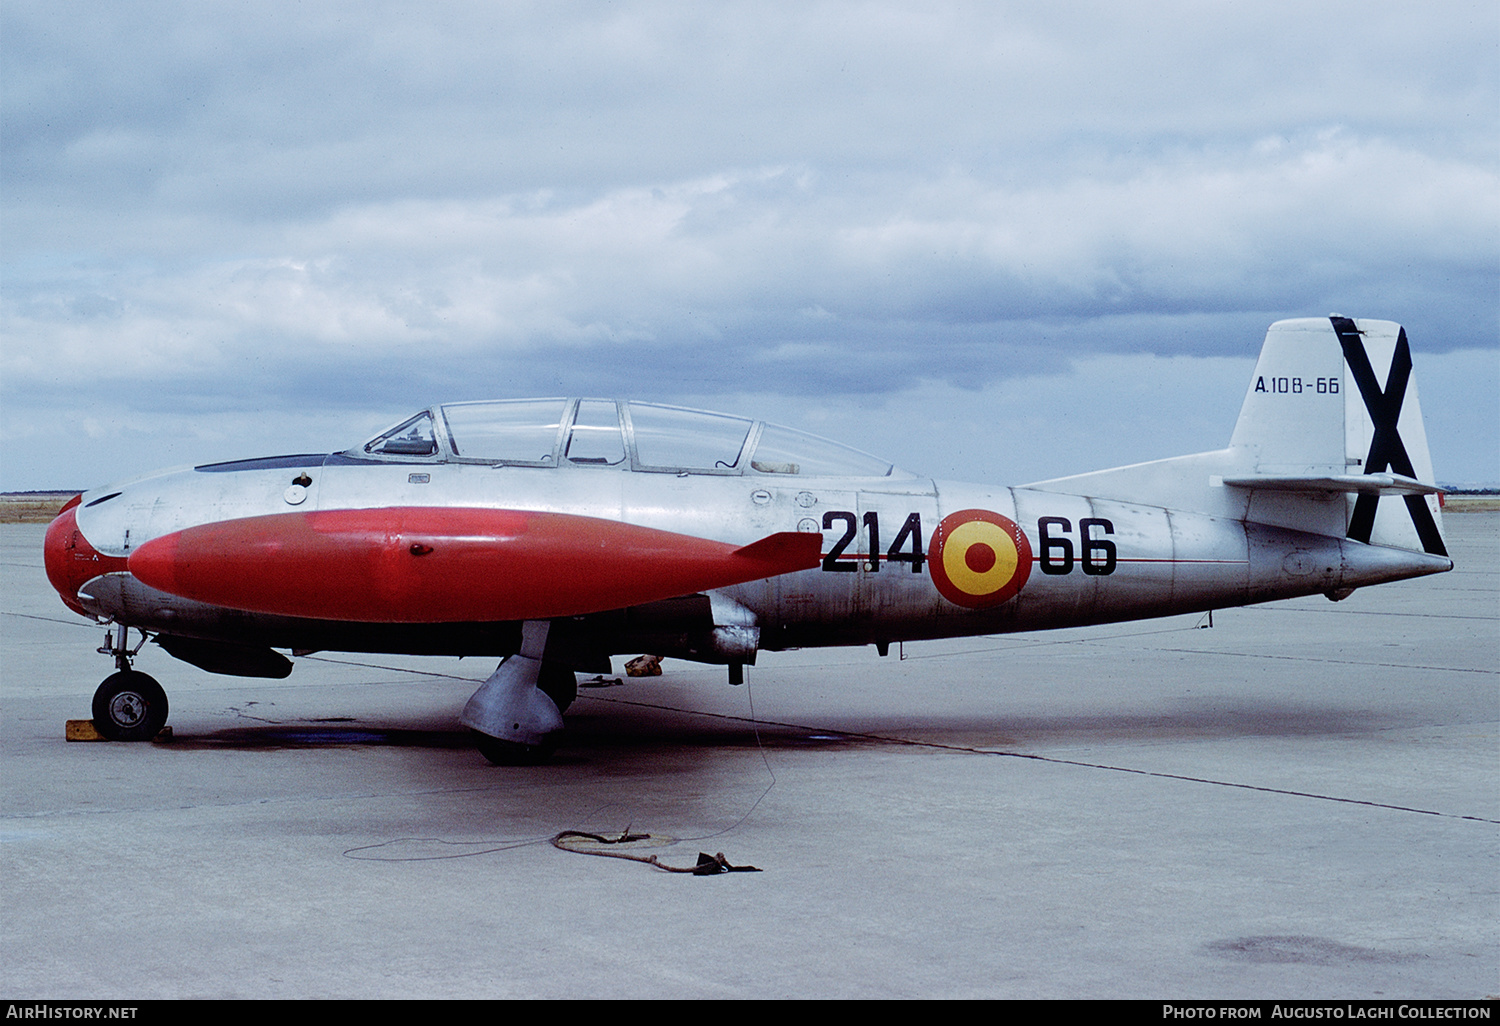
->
49;454;1444;664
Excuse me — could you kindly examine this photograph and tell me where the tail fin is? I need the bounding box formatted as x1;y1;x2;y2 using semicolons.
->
1225;317;1446;556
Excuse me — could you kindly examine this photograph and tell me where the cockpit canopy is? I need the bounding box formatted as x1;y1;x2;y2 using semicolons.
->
356;399;904;478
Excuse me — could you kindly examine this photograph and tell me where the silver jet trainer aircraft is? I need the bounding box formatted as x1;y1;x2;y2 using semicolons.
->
45;316;1452;763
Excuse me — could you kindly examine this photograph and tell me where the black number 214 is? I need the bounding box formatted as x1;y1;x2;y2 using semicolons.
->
822;511;925;572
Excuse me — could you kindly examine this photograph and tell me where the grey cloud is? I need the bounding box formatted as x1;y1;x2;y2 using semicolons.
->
1;1;1495;488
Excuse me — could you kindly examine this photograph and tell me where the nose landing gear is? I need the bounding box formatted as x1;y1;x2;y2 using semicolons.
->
91;626;169;742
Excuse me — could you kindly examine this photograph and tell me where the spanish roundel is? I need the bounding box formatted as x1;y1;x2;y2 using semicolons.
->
928;509;1033;609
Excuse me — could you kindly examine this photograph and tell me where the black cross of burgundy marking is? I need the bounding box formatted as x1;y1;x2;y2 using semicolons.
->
1330;316;1447;557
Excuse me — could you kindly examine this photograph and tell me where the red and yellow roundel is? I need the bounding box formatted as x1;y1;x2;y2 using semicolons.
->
928;509;1033;609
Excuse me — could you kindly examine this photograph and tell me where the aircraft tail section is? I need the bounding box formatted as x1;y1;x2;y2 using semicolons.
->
1224;317;1446;557
1026;316;1447;559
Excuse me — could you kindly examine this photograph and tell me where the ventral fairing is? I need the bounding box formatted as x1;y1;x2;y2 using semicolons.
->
45;317;1451;763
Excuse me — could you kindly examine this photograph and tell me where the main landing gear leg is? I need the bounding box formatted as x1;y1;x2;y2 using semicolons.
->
461;620;564;765
91;625;169;742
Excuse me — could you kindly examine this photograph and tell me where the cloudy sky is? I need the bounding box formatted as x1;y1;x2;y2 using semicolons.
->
3;1;1496;491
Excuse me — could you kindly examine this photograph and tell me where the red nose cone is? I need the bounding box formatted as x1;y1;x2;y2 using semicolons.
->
44;502;127;617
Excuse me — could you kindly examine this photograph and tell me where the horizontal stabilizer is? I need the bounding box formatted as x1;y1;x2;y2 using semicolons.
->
128;508;824;623
1222;473;1442;496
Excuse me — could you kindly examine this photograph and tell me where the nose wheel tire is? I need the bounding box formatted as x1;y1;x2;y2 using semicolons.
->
92;671;169;742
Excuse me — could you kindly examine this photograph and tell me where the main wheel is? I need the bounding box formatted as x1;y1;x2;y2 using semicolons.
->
537;664;578;714
92;671;169;742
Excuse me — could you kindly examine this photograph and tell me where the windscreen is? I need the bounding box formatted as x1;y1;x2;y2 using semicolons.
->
364;411;438;457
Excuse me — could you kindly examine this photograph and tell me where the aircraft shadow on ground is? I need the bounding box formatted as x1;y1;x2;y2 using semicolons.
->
153;698;1391;756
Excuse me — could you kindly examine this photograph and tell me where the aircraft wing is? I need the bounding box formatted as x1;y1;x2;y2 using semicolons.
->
127;507;822;623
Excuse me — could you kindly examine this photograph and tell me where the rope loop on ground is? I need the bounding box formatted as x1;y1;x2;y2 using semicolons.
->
552;830;761;874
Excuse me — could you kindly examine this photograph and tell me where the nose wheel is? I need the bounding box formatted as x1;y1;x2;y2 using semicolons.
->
92;670;169;741
89;625;169;741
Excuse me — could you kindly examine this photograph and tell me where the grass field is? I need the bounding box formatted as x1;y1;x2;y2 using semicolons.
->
0;493;79;524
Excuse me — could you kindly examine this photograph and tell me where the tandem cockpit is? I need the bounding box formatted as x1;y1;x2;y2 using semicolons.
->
352;399;910;479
